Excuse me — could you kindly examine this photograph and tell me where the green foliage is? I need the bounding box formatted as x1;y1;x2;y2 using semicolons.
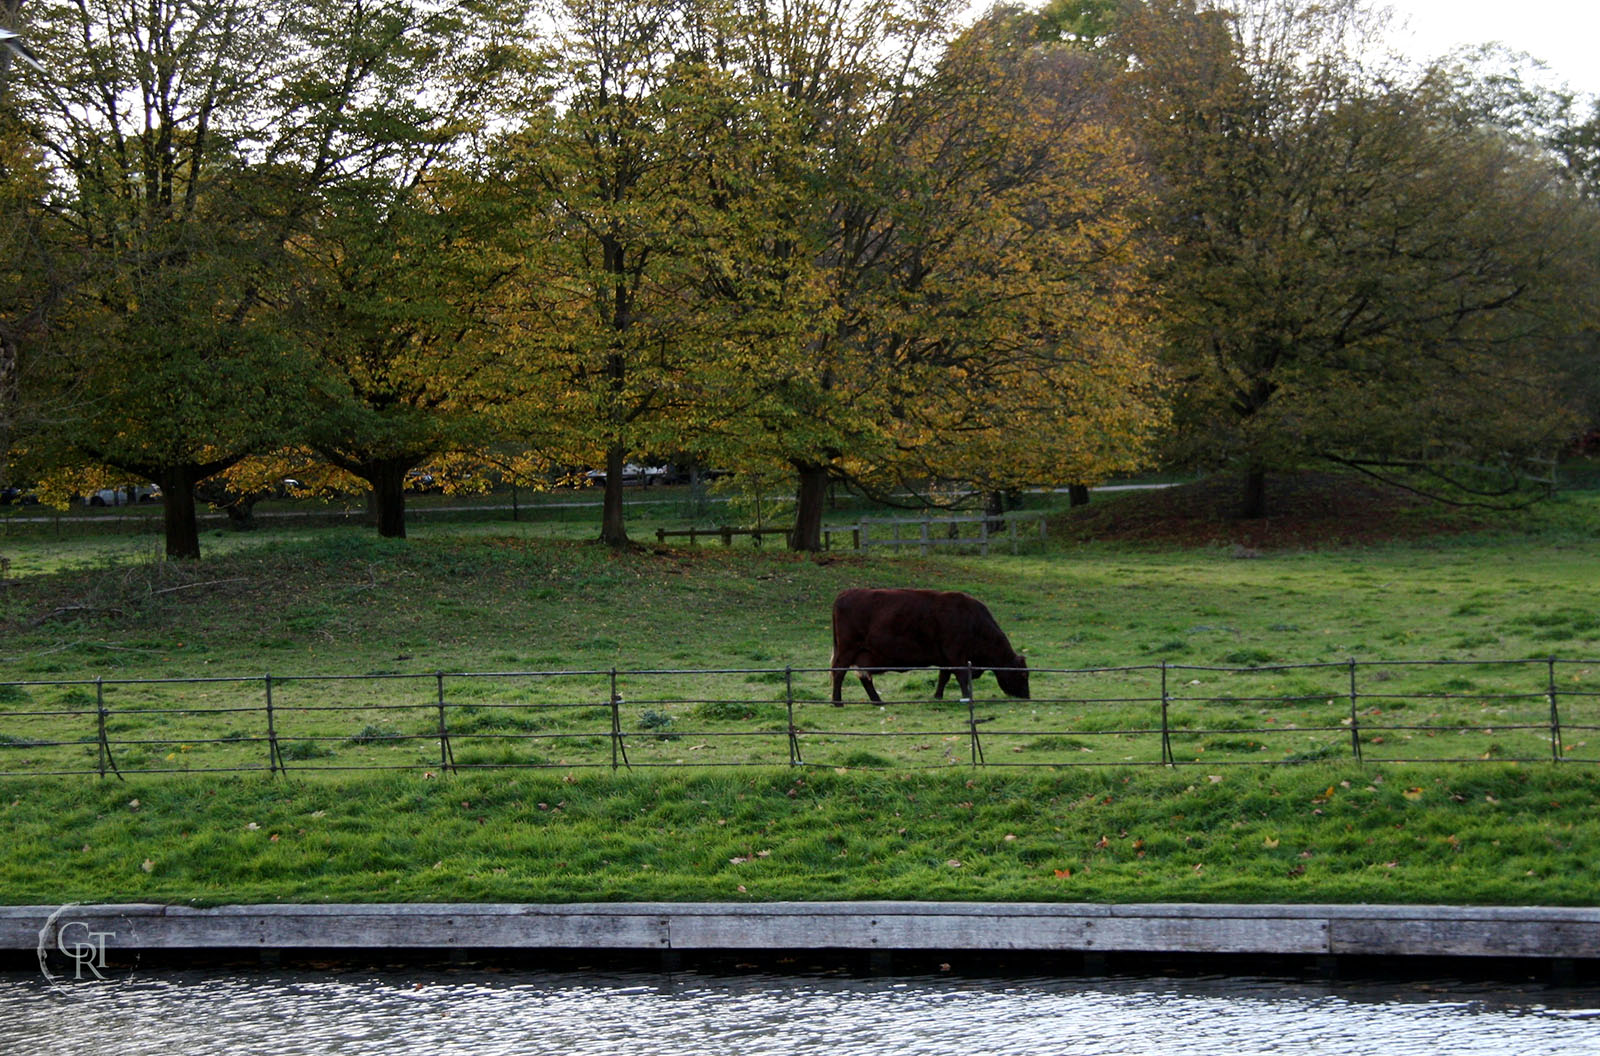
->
1113;0;1597;517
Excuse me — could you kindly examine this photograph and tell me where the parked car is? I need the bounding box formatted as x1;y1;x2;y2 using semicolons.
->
586;464;651;486
84;484;160;507
0;485;39;505
406;469;442;493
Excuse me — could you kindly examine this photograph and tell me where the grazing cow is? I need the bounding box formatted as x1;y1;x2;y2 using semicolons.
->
830;588;1029;704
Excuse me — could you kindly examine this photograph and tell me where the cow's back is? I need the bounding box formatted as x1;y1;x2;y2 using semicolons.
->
832;588;982;668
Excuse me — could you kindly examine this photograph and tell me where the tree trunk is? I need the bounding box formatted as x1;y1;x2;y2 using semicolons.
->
789;461;829;552
984;490;1007;535
1241;464;1268;519
370;458;409;539
157;467;203;560
599;443;629;547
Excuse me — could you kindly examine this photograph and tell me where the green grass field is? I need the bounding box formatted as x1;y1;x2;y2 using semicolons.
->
1;475;1597;906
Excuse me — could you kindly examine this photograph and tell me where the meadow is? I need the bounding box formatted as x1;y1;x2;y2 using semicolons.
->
0;475;1597;906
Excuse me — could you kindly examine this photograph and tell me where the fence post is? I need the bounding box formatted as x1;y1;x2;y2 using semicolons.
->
785;666;801;766
609;668;630;771
1348;658;1362;762
1160;662;1173;766
265;674;284;775
1548;657;1563;762
95;678;122;781
435;672;455;774
965;667;985;766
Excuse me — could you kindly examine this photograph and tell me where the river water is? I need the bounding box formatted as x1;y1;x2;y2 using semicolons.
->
3;967;1598;1056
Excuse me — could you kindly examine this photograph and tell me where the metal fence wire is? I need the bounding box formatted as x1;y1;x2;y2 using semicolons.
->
0;657;1596;778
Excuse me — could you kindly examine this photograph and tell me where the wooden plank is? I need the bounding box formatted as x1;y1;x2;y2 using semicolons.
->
5;903;1598;959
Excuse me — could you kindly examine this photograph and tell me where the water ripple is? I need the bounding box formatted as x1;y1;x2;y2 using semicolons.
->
4;969;1598;1056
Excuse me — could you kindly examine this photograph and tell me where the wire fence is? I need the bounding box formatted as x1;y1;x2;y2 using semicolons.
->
0;657;1596;778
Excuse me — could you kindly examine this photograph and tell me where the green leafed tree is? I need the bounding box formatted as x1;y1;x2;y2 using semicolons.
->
289;3;536;539
509;0;811;547
9;0;526;557
1113;0;1595;516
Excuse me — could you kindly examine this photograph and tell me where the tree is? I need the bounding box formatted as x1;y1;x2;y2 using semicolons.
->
0;0;66;487
850;15;1165;511
298;171;530;539
510;0;803;547
11;0;524;558
1113;0;1592;516
701;0;1164;549
291;4;535;539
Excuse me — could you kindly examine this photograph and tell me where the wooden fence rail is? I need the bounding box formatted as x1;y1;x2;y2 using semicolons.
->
655;512;1046;554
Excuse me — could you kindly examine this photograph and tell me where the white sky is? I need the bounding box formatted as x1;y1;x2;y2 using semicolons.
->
1383;0;1600;100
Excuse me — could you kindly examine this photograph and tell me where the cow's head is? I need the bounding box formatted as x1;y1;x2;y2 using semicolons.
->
996;654;1029;699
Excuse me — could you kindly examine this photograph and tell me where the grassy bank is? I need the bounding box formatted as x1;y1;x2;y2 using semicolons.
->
2;765;1597;906
1;477;1598;906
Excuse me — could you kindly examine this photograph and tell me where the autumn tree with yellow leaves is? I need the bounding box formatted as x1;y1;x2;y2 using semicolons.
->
682;0;1166;550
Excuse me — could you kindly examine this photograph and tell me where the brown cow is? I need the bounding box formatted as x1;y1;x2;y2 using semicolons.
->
830;588;1029;704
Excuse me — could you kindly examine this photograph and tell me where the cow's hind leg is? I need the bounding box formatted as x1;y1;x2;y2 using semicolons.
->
933;669;951;699
858;671;883;703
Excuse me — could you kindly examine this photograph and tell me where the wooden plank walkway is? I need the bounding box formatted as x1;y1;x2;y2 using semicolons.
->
7;902;1599;960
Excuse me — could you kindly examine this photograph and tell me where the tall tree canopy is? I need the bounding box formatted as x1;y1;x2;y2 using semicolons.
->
9;0;525;557
694;0;1165;550
509;0;815;546
290;2;535;539
1112;0;1595;516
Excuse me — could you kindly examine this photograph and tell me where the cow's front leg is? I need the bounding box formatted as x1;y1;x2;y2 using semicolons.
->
933;669;951;699
956;665;974;702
